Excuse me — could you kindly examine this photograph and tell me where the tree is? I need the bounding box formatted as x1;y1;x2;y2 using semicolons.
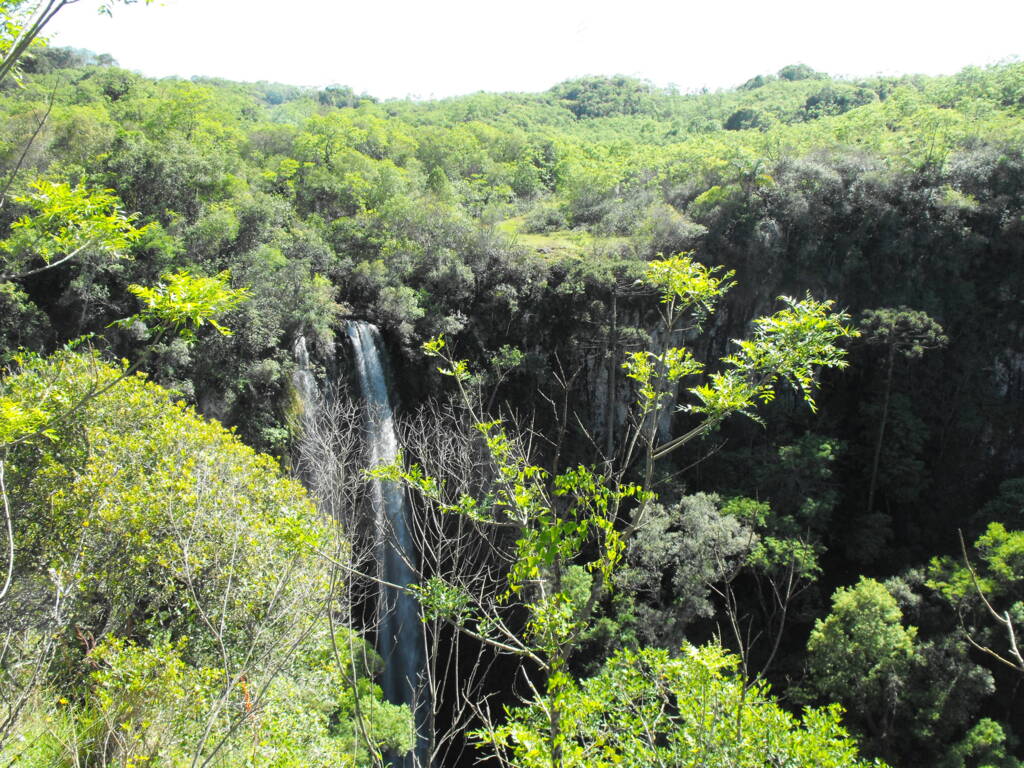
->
929;525;1024;676
479;644;882;768
940;718;1022;768
615;493;756;651
0;1;156;85
377;253;855;768
724;108;768;131
0;180;149;280
0;0;174;353
0;259;251;759
777;63;828;82
0;352;412;766
859;307;947;520
618;490;824;686
0;0;227;454
806;577;917;750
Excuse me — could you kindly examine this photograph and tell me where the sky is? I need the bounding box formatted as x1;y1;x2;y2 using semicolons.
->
45;0;1024;100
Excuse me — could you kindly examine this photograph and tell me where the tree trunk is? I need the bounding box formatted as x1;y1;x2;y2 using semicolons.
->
866;342;896;516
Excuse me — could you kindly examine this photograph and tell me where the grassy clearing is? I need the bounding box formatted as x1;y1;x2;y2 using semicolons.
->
496;217;633;259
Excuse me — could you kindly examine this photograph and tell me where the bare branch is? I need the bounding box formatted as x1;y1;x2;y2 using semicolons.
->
0;462;12;603
958;529;1024;674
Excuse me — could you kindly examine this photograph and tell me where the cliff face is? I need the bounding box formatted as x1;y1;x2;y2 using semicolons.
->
376;149;1024;572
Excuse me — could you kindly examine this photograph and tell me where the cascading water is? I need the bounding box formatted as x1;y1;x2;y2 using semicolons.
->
292;336;320;418
346;321;424;766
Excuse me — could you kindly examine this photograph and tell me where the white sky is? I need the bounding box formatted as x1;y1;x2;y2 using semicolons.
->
45;0;1023;100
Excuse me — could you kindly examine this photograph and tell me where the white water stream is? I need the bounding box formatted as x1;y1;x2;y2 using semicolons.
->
346;321;424;766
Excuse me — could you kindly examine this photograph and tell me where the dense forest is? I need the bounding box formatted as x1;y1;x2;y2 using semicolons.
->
1;6;1023;767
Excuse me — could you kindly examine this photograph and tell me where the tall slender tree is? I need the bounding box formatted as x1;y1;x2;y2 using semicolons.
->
859;307;947;519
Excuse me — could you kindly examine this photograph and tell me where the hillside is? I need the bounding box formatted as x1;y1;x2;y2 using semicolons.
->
2;47;1024;767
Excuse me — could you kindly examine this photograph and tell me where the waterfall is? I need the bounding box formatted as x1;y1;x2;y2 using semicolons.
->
292;336;320;418
346;321;424;766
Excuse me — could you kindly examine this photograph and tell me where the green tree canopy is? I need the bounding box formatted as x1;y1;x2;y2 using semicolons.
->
480;644;883;768
807;577;917;748
0;351;412;765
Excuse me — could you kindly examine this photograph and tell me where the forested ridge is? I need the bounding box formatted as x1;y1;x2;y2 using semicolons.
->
1;26;1023;768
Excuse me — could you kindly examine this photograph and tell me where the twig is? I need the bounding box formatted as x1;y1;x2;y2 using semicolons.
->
0;461;13;602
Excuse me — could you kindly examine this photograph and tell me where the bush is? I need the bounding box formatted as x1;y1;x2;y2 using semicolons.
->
0;352;410;766
481;644;883;767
